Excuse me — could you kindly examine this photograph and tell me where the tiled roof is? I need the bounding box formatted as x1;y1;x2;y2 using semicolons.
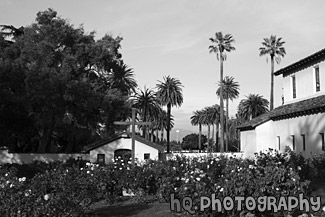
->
274;48;325;76
238;94;325;131
82;132;165;152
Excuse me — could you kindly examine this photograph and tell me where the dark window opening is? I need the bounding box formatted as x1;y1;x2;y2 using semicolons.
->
97;154;105;164
292;75;296;99
315;66;320;92
301;134;306;151
144;153;150;160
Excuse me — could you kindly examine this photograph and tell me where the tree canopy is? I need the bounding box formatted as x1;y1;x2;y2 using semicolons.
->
0;9;133;153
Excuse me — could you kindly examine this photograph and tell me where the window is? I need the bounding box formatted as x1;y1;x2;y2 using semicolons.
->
292;75;296;99
97;154;105;164
291;135;295;151
277;136;281;150
144;153;150;160
321;133;325;151
301;134;306;151
315;66;320;92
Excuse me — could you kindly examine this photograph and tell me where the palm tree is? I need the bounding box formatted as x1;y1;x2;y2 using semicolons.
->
204;105;221;152
108;62;137;95
132;87;161;139
156;76;183;153
209;32;235;152
259;35;286;110
216;76;239;151
237;94;269;122
190;110;204;152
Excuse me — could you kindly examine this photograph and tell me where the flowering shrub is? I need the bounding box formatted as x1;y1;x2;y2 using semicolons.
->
0;150;324;216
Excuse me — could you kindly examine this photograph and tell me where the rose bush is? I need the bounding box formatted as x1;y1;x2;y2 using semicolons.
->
0;149;324;216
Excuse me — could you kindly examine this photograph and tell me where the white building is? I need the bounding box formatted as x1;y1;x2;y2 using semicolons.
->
83;133;165;164
239;48;325;158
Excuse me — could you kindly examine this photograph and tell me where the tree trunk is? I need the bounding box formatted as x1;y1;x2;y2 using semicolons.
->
270;55;274;111
225;97;229;152
156;129;159;143
166;103;171;153
207;124;210;152
212;123;215;151
219;54;225;152
199;124;202;153
216;122;219;152
37;115;55;153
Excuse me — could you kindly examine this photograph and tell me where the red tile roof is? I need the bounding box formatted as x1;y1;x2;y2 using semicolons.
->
238;94;325;131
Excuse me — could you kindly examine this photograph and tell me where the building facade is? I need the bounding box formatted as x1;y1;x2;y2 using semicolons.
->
239;49;325;158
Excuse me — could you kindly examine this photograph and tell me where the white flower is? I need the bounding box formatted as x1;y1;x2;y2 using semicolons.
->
196;177;201;182
87;171;90;174
276;188;279;191
5;173;8;177
297;166;302;171
80;168;83;170
44;194;50;201
184;187;188;191
219;188;224;192
18;177;26;182
10;184;14;188
119;167;122;170
322;206;325;212
86;162;91;166
207;165;210;169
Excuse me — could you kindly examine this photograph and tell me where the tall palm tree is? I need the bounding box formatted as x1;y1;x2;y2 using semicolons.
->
216;76;239;151
204;105;221;152
259;35;286;111
237;94;269;122
132;87;161;139
191;110;204;152
108;62;137;95
209;32;235;152
156;76;183;153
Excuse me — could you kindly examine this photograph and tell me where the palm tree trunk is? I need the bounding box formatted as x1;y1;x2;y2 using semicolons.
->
199;124;202;153
166;103;171;153
219;54;225;152
161;129;164;143
212;123;215;150
225;97;229;152
216;122;219;152
156;129;159;143
270;55;274;111
207;124;210;152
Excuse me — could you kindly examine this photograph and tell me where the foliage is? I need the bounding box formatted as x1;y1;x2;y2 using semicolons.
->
238;94;269;122
1;150;325;216
156;76;183;153
181;133;208;150
0;9;132;152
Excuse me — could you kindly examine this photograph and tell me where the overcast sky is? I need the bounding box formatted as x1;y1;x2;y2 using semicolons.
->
2;0;325;134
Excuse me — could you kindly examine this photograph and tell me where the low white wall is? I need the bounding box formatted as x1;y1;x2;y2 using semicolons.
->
166;152;244;160
0;150;89;164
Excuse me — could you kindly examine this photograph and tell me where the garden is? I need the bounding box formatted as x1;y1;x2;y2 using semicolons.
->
1;148;325;217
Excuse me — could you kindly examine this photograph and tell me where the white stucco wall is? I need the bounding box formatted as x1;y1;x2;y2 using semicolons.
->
283;61;325;103
240;130;257;158
273;112;325;158
89;137;160;164
240;112;325;158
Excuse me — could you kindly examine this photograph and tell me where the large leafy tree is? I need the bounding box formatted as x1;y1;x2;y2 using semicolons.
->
209;32;235;152
238;94;269;122
156;76;183;153
216;76;239;151
181;133;207;150
259;35;286;110
0;9;131;153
